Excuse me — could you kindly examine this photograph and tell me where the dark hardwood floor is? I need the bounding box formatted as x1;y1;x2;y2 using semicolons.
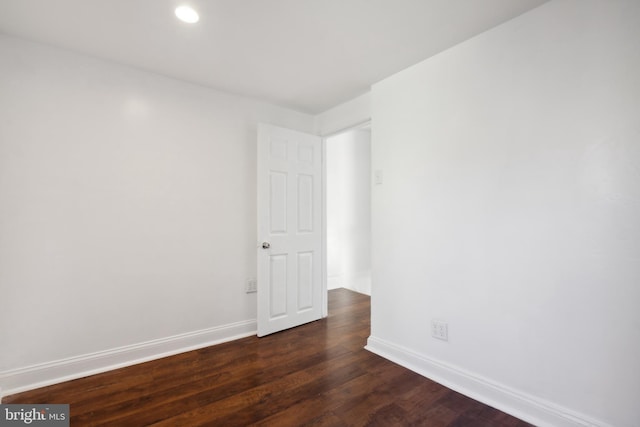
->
4;289;532;426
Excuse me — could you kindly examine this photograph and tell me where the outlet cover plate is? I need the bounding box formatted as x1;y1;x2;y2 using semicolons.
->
431;319;448;341
246;279;257;293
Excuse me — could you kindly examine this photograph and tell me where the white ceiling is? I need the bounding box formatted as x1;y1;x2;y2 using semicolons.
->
0;0;548;114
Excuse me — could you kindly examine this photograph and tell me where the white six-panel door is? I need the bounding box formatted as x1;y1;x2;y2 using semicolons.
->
257;124;323;337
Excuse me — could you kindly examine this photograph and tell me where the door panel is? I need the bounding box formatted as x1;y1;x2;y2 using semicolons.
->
270;172;288;233
297;174;314;232
257;124;323;337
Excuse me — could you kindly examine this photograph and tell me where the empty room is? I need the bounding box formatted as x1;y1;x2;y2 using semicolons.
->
1;1;639;426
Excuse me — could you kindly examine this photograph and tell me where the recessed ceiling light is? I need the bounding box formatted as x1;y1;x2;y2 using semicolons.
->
175;6;199;24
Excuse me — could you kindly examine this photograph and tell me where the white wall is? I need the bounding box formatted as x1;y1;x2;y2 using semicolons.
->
0;35;314;393
314;92;370;136
368;1;640;427
326;129;371;295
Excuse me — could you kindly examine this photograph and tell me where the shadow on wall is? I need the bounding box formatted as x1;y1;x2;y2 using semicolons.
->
326;127;371;295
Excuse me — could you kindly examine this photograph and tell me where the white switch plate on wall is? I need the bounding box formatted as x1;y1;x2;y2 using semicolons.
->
374;170;383;185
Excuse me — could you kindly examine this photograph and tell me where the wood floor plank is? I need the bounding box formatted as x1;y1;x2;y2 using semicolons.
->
4;288;532;426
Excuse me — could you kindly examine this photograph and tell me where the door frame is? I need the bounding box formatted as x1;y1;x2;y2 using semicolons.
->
320;119;372;318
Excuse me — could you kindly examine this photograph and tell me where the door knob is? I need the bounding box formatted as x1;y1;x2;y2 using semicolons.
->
262;242;271;249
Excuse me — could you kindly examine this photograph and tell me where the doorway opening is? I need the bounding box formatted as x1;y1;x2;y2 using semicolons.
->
324;124;372;296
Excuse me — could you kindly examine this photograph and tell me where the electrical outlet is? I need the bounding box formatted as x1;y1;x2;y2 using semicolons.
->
246;279;257;293
431;320;448;341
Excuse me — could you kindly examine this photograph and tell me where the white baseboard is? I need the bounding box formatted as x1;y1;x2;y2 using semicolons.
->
327;276;342;290
365;336;609;427
0;320;256;398
341;271;371;296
